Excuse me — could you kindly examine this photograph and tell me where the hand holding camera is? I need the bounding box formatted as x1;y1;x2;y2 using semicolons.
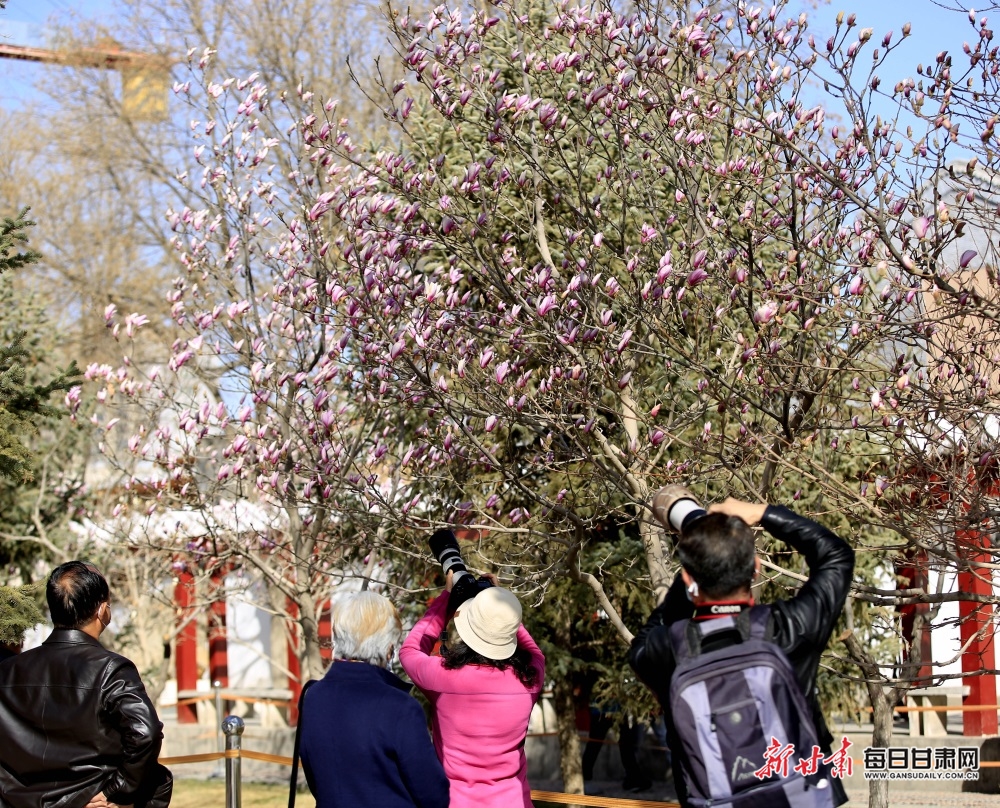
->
429;529;495;617
707;498;766;526
650;486;766;533
650;485;707;533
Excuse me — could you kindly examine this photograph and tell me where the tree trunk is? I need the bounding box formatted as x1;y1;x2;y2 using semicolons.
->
552;675;585;808
640;513;671;605
551;600;584;805
845;633;892;808
862;676;894;808
266;580;290;686
298;600;324;682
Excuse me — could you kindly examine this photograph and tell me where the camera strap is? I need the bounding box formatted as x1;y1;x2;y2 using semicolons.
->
287;679;317;808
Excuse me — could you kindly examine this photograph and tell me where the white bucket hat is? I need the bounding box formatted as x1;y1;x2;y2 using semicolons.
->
453;586;522;660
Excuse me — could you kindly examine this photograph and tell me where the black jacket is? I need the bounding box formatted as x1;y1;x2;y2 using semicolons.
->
0;629;172;808
628;505;855;807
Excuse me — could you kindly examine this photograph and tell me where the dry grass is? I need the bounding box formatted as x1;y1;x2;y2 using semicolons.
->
171;778;564;808
171;779;315;808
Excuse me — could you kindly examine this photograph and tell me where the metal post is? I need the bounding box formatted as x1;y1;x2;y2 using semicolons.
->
214;681;224;750
213;681;224;779
222;715;244;808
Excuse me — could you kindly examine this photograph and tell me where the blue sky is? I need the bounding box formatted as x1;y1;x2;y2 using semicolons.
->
0;0;111;106
0;0;987;109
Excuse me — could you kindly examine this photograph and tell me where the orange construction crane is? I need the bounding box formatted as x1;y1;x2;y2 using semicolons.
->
0;37;172;120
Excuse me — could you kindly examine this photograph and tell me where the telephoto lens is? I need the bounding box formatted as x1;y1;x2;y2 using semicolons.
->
650;485;707;533
429;529;471;583
428;528;494;616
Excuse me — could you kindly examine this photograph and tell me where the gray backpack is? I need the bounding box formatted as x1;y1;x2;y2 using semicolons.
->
667;606;835;808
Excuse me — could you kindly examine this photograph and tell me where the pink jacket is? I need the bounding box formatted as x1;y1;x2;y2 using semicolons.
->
400;594;545;808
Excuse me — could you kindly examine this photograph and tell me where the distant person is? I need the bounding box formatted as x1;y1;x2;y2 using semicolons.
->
0;560;172;808
401;572;545;808
629;489;854;808
582;707;651;793
299;590;449;808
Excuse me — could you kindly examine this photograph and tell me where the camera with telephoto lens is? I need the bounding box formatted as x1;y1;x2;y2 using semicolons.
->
429;528;494;615
650;485;708;533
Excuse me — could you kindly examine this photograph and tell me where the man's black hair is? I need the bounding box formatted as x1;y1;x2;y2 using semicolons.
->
676;513;756;599
46;561;109;629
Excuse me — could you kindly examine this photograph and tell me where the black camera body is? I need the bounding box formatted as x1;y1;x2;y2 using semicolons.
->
429;529;494;616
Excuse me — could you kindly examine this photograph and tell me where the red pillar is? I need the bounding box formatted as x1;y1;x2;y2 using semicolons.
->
286;597;301;726
208;570;229;688
174;567;198;724
895;551;932;685
318;598;332;664
957;529;998;736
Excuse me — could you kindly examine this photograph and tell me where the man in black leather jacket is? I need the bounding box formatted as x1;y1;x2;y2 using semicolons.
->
628;494;854;808
0;561;172;808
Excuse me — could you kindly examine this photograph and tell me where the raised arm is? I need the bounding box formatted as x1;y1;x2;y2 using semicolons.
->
760;504;855;650
516;624;546;688
399;594;450;692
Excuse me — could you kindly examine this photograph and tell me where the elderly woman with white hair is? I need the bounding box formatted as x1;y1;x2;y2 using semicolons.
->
299;590;449;808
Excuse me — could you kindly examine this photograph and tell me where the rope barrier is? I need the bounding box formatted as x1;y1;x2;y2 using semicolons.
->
158;751;226;765
159;746;683;806
890;704;1000;712
157;748;1000;768
164;693;294;709
157;748;684;806
240;750;295;765
530;791;679;807
526;732;671;752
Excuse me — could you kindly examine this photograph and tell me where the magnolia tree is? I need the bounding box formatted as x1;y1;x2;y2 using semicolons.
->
82;61;428;680
87;0;1000;803
296;0;1000;798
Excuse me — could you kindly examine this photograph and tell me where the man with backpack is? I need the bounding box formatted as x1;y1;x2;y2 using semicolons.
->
628;488;854;808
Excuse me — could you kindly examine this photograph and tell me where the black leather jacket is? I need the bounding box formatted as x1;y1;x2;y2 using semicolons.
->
0;630;172;808
628;505;855;807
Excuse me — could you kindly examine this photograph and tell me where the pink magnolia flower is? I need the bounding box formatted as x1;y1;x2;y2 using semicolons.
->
617;330;633;353
753;301;778;324
537;294;558;316
687;268;709;286
124;313;149;338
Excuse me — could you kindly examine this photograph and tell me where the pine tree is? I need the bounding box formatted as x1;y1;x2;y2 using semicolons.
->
0;209;80;484
0;584;42;646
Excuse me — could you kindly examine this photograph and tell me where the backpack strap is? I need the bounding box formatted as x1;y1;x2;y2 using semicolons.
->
667;618;703;663
744;604;774;642
288;679;317;808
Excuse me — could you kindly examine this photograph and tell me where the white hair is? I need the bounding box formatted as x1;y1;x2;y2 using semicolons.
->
331;591;402;667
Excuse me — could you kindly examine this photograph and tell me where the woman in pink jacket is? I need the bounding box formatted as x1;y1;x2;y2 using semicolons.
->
400;574;545;808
